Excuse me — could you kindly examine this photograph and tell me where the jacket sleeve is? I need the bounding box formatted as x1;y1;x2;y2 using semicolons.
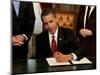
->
23;2;35;41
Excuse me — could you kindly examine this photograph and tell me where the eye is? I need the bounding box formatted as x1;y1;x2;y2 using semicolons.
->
49;20;53;23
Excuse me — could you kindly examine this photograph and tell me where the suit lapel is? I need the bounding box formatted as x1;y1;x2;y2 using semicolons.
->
46;32;50;48
18;2;23;19
89;6;96;18
12;3;18;19
45;32;52;55
86;6;96;25
12;3;20;33
57;27;64;50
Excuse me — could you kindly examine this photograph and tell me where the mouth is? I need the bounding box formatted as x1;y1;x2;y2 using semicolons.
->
49;28;55;34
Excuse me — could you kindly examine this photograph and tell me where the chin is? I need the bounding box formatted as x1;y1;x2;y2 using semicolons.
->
49;31;54;34
49;28;56;34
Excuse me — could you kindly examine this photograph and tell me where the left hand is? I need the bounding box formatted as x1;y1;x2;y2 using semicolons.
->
53;52;73;62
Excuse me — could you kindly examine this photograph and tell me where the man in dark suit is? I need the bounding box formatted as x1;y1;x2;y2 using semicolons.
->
77;5;96;58
36;9;83;62
12;0;35;60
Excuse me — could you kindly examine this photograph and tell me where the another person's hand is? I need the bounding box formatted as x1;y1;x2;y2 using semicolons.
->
79;28;93;37
53;52;73;62
15;35;25;42
12;35;25;46
12;36;19;46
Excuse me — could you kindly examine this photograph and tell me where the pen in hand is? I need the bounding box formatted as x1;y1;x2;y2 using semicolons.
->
53;51;73;62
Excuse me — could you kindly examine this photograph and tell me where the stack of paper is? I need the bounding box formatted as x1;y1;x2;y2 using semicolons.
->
46;57;70;66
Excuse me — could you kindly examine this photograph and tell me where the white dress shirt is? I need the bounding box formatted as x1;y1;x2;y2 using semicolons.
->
49;27;58;48
88;5;95;17
12;0;20;16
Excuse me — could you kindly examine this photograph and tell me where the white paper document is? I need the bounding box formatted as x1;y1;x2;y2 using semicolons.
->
71;57;92;64
46;57;71;66
46;57;92;66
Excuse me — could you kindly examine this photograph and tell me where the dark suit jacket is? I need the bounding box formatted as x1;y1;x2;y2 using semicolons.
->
77;6;96;36
36;27;83;59
77;5;96;57
12;1;35;59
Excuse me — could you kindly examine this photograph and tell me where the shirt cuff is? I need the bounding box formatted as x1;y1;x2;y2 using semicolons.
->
22;34;28;41
71;53;77;60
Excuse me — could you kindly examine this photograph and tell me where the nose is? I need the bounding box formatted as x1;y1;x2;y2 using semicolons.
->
48;22;52;27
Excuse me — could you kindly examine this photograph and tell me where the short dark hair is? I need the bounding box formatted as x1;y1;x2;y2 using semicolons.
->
41;9;56;17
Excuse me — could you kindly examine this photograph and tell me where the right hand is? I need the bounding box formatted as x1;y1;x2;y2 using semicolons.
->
53;52;73;62
12;35;24;46
79;28;93;37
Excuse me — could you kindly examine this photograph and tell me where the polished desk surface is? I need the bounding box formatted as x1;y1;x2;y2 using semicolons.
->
13;57;96;74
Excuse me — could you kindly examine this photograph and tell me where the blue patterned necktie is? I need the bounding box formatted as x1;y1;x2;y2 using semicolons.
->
12;0;20;16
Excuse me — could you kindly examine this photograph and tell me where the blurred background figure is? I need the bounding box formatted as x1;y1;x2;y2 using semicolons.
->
77;5;96;58
12;0;35;60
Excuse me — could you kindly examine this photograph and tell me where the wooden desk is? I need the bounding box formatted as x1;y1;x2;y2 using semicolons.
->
12;57;96;74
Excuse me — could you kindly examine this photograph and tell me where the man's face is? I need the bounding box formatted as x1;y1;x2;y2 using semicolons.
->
42;13;58;34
